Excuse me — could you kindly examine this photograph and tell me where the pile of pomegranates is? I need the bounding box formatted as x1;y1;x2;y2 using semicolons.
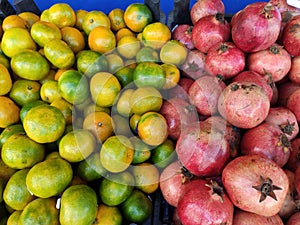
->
161;0;300;224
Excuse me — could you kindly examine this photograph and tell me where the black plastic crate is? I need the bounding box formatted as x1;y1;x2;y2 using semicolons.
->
13;0;41;15
0;0;15;20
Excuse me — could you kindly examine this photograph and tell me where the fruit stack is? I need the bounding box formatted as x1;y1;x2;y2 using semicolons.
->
1;0;300;225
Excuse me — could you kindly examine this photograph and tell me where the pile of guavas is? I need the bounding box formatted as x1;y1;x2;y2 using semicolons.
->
160;0;300;224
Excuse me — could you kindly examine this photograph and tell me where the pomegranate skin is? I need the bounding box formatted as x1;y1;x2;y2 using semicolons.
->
222;154;289;217
286;211;300;225
159;161;189;207
232;70;274;101
247;43;292;82
231;2;281;53
217;81;270;129
180;50;208;80
177;179;234;225
286;138;300;172
282;15;300;57
270;0;300;13
176;120;230;178
278;169;298;220
172;24;195;50
165;77;194;102
192;13;231;53
190;0;225;25
205;42;245;79
159;97;199;141
188;75;226;116
286;89;300;123
233;209;284;225
240;122;291;168
277;81;300;106
289;56;300;84
265;106;299;140
205;115;241;158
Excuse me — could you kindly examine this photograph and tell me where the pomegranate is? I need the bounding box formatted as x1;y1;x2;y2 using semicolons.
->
176;120;230;177
289;56;300;84
247;43;292;82
165;77;194;102
159;97;199;141
205;115;241;158
205;42;246;79
295;166;300;195
279;169;298;220
286;138;300;172
191;13;231;53
286;211;300;225
233;209;284;225
265;106;299;140
232;70;274;101
217;81;270;129
180;49;208;80
190;0;225;25
282;15;300;56
188;75;226;116
277;81;300;106
231;2;282;52
240;122;291;167
172;24;195;50
222;154;289;217
286;88;300;122
270;0;300;13
271;83;279;106
177;179;234;225
159;161;193;207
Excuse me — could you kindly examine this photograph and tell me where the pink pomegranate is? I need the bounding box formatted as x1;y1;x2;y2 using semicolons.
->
180;49;208;80
231;2;282;52
232;70;274;101
282;15;300;56
277;81;300;106
286;138;300;172
222;154;289;217
233;209;284;225
172;24;195;50
188;75;226;116
247;43;292;82
265;106;299;140
159;97;199;141
205;42;245;79
205;115;241;158
176;120;230;177
159;161;192;207
177;179;234;225
217;81;270;129
240;122;291;167
190;0;225;25
192;13;231;53
279;169;298;220
289;56;300;84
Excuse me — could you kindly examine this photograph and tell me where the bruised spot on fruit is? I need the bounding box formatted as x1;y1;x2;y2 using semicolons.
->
252;176;282;202
290;23;300;33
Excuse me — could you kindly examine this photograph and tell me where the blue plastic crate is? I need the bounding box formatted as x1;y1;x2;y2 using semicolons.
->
8;0;267;16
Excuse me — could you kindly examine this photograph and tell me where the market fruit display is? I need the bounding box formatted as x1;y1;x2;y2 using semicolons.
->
1;0;300;224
